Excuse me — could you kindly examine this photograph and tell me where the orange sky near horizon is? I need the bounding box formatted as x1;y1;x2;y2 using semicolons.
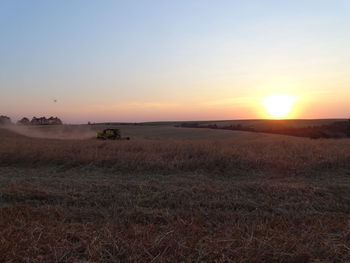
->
5;87;349;123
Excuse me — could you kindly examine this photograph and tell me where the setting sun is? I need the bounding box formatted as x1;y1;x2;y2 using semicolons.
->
263;94;297;119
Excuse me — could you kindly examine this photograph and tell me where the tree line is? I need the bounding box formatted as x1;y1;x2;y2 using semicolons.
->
179;119;350;139
0;115;63;125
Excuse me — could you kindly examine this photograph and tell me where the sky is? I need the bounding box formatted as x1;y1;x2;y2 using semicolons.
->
1;0;349;123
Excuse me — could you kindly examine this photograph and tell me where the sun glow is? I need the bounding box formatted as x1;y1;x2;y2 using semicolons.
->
263;94;297;119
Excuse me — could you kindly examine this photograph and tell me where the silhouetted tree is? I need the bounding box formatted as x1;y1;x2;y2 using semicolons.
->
30;116;63;125
17;117;30;125
0;115;11;125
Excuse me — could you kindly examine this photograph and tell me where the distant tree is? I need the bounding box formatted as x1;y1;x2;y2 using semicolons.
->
31;117;47;125
0;115;12;125
48;117;63;125
17;117;30;125
30;116;63;125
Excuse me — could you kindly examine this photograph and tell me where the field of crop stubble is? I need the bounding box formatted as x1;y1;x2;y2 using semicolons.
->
1;125;350;262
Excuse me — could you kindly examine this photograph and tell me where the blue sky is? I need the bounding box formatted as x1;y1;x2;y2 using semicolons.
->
1;0;349;122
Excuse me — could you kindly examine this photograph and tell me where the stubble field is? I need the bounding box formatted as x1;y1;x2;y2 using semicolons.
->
0;125;350;262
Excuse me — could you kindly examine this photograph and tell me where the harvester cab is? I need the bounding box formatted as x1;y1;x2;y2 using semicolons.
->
97;128;121;140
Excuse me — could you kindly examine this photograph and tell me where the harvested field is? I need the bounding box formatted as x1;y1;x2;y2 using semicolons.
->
0;126;350;262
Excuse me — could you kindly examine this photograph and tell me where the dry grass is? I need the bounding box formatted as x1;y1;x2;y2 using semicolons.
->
0;126;350;262
0;127;349;175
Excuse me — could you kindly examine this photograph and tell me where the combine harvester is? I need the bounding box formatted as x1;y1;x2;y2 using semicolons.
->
96;128;130;140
